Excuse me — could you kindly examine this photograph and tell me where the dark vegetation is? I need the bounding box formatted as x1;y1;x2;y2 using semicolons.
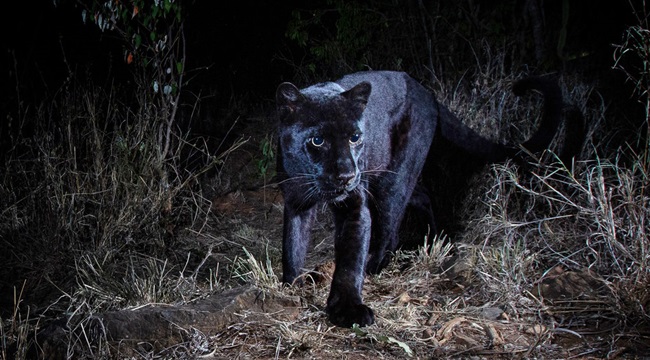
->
1;0;649;358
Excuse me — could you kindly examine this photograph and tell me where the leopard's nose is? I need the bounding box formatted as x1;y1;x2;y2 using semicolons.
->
336;172;356;187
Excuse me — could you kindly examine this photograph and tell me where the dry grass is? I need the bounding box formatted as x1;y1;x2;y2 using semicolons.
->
2;33;650;360
0;75;244;359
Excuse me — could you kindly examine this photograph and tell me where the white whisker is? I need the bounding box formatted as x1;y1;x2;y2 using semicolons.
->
361;168;397;178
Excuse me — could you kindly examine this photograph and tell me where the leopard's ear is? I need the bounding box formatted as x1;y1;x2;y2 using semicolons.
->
342;81;371;108
276;82;305;115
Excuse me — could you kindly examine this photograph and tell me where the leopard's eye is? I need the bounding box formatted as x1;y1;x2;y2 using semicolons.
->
349;133;362;145
310;136;325;147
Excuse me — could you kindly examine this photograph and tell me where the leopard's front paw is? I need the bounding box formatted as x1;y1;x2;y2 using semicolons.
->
326;302;375;327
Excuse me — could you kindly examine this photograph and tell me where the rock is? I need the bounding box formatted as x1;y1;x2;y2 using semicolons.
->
35;285;300;358
479;306;505;321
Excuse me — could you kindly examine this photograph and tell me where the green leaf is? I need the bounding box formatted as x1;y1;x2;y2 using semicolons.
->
120;8;128;22
378;335;413;357
351;323;367;337
150;31;156;42
176;62;183;75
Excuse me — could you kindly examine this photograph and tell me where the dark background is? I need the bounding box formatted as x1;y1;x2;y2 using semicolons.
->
1;1;639;122
3;1;300;110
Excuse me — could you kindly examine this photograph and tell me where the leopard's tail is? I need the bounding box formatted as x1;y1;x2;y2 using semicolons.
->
513;76;564;155
437;75;568;163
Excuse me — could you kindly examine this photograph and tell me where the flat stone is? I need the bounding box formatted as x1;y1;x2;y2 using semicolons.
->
36;285;301;358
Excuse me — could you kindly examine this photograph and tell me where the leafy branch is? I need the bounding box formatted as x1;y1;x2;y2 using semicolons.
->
79;0;186;161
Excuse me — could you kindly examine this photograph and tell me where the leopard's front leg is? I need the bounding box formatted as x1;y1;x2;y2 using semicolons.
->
326;191;374;327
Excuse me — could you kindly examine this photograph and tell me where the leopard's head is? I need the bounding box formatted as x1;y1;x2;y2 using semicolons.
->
276;81;371;203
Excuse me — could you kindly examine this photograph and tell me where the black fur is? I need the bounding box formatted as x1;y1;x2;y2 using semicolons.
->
275;71;564;327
